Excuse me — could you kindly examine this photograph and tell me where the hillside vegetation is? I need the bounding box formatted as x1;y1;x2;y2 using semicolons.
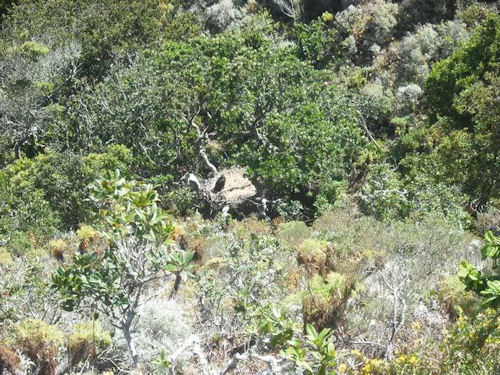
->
0;1;499;374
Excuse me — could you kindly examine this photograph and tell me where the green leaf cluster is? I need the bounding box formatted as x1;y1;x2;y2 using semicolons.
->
459;231;500;307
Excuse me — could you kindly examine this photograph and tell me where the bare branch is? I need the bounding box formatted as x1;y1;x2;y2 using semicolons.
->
200;148;218;177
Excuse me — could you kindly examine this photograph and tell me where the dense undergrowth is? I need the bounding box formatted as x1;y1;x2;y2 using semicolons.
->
0;0;499;374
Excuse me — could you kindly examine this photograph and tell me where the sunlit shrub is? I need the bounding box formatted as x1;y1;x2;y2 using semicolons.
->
302;272;353;332
277;221;311;249
0;248;13;266
68;321;112;366
119;298;193;371
14;319;63;375
48;239;69;262
228;216;271;241
386;308;500;375
205;0;244;32
297;238;333;277
389;20;468;87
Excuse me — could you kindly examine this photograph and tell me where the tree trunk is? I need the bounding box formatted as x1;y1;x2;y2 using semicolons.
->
123;321;139;370
169;272;182;300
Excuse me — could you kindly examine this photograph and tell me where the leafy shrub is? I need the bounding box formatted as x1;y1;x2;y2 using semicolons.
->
0;169;58;242
358;157;471;225
362;0;398;46
357;162;407;221
396;0;455;35
68;321;112;367
426;12;500;122
14;318;64;375
435;308;500;374
277;220;311;249
292;18;339;68
386;308;500;375
0;38;82;158
459;231;500;307
297;238;332;276
197;228;295;345
334;0;398;63
395;84;423;115
48;239;70;262
205;0;244;32
52;171;193;368
285;323;337;375
404;14;500;208
3;146;134;230
409;21;467;83
302;271;354;332
2;0;201;78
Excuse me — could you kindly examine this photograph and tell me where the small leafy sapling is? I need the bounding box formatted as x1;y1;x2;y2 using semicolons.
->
52;170;194;368
166;250;195;300
459;230;500;307
285;323;336;375
257;304;296;350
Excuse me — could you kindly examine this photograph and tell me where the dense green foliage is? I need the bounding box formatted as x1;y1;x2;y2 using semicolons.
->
422;13;500;204
1;0;499;374
75;33;365;204
459;231;500;307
